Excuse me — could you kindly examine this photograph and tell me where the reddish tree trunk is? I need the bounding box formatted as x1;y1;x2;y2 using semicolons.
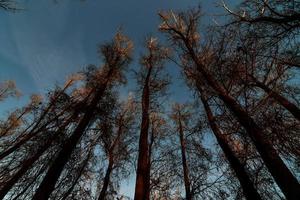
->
199;90;262;200
134;66;152;200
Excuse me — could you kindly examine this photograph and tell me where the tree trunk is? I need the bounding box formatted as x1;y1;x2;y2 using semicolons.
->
61;154;90;200
199;89;262;200
98;157;113;200
11;162;48;200
177;113;192;200
98;120;123;200
32;81;109;200
184;41;300;199
254;79;300;120
0;120;72;199
0;138;55;199
134;66;152;200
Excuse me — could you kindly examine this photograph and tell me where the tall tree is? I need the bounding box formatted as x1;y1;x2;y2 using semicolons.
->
32;32;133;200
97;96;136;200
170;103;192;200
195;84;262;200
159;9;300;199
134;38;170;200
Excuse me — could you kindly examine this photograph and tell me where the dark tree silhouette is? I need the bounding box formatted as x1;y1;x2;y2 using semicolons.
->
32;32;133;200
159;9;300;200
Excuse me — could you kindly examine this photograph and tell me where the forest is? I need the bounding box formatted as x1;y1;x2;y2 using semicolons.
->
0;0;299;199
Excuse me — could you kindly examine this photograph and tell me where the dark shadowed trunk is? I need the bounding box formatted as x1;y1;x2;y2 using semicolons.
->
199;88;262;200
11;162;48;200
177;111;192;200
61;154;90;200
184;40;300;199
0;138;55;199
134;66;152;200
254;79;300;120
0;119;73;199
32;78;110;200
98;156;114;200
98;121;123;200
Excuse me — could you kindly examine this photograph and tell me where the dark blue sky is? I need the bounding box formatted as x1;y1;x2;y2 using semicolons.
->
0;0;238;114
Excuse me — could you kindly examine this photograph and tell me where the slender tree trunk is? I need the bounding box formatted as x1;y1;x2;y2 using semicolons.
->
32;79;109;200
134;66;152;200
199;89;262;200
254;79;300;120
98;157;113;200
98;121;123;200
184;41;300;199
177;113;192;200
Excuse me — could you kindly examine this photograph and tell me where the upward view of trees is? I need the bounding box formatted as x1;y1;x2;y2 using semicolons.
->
0;1;299;200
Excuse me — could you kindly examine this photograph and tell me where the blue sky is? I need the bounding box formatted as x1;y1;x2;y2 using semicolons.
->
0;0;237;198
0;0;238;112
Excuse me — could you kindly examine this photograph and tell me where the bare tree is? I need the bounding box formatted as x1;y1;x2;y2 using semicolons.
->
97;96;136;200
32;32;133;200
134;38;170;200
159;9;300;199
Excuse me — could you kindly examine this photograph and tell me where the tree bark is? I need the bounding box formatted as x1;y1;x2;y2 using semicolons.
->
199;89;262;200
134;66;152;200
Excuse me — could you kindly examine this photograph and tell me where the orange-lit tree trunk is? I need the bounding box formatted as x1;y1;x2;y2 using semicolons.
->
134;65;152;200
198;87;262;200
